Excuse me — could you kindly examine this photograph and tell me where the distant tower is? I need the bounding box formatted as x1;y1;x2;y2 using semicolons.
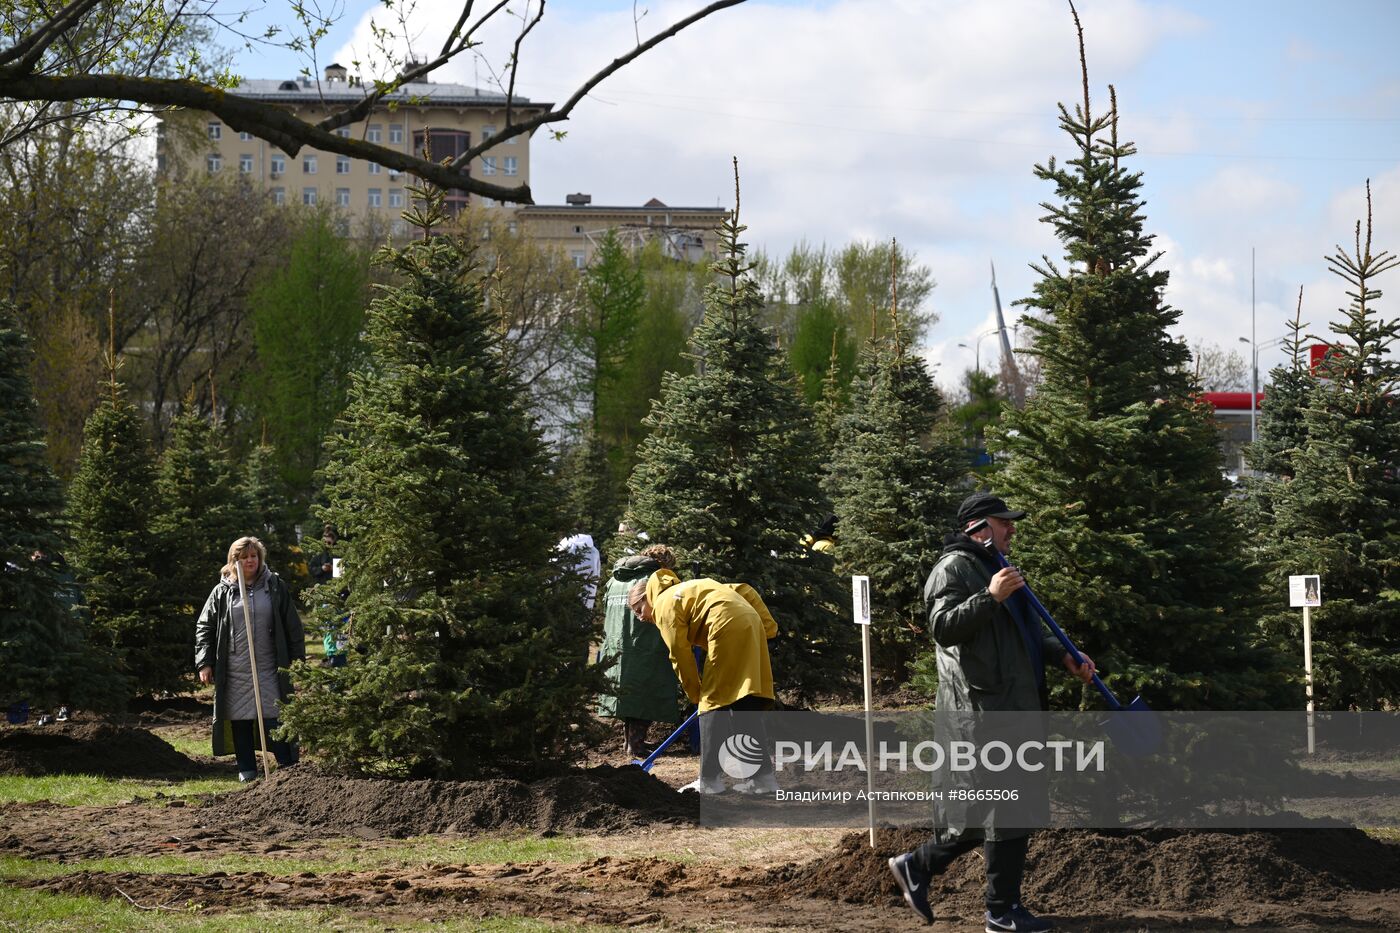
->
990;260;1024;405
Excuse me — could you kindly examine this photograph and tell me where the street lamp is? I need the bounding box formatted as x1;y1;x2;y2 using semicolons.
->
1238;334;1288;445
957;328;1000;374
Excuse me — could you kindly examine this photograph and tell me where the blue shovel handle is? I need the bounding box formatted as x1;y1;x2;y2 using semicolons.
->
988;549;1125;712
634;709;700;772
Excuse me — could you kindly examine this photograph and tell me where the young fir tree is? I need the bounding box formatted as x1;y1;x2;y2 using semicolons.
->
278;187;598;778
1247;289;1314;481
825;297;966;682
245;438;302;585
1258;186;1400;710
153;404;260;612
67;360;181;697
0;302;126;711
989;33;1282;710
625;163;855;697
812;333;850;453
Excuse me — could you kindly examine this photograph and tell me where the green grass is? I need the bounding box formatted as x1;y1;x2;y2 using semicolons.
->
0;835;595;883
0;885;622;931
0;774;239;807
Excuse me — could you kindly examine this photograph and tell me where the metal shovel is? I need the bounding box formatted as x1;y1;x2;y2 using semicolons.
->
632;709;700;772
970;522;1161;755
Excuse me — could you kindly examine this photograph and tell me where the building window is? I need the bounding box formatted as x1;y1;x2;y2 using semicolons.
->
391;219;407;237
481;196;495;208
239;154;253;174
503;156;517;176
239;131;254;141
411;130;471;214
570;250;586;269
335;127;351;138
303;187;317;205
507;221;517;235
271;155;285;175
481;124;495;141
368;188;382;208
368;162;381;175
336;155;350;174
207;121;221;139
206;154;221;173
481;156;496;176
389;189;403;208
336;188;350;207
272;187;285;205
572;225;582;234
303;154;317;174
389;125;404;144
367;124;381;143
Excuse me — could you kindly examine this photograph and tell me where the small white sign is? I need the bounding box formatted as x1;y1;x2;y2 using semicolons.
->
332;558;343;579
1289;574;1321;608
852;575;871;626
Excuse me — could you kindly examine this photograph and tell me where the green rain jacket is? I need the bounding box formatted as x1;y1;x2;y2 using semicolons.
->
596;556;680;723
924;532;1068;842
193;569;305;756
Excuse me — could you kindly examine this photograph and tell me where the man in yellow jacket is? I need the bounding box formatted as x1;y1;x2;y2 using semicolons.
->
628;568;779;794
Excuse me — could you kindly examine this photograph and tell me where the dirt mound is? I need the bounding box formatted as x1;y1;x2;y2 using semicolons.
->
204;764;698;838
129;696;212;726
776;826;1400;913
0;722;203;778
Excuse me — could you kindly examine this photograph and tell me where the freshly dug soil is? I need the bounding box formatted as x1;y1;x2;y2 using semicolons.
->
776;825;1400;914
0;722;203;778
204;764;699;838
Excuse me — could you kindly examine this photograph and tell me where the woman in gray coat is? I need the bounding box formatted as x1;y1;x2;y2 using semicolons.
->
194;536;305;781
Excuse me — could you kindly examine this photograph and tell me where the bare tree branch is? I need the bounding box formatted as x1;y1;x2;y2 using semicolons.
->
0;0;746;202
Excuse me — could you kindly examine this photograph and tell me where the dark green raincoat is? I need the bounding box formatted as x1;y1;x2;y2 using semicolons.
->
924;533;1068;842
596;556;679;723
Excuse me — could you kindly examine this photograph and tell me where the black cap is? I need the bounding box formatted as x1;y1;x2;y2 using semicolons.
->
957;492;1027;527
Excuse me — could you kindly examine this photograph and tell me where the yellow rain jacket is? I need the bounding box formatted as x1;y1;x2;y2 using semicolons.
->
645;568;778;712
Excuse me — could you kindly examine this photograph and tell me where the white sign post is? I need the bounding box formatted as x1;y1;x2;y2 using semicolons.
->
1288;574;1322;754
852;575;875;847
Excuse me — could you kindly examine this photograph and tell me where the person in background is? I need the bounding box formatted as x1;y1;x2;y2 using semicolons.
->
596;544;681;759
628;568;779;794
194;536;305;782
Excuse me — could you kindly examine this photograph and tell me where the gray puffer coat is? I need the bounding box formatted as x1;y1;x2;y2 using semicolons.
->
194;566;305;756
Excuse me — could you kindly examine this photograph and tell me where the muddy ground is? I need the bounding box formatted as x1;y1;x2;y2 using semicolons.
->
2;719;1398;931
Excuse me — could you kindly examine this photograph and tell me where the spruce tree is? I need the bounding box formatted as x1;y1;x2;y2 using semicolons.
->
1248;289;1314;481
278;187;598;777
1258;186;1400;709
245;439;301;585
625;164;855;697
0;302;125;710
67;366;181;697
153;405;260;612
990;34;1281;710
812;335;850;453
826;305;966;682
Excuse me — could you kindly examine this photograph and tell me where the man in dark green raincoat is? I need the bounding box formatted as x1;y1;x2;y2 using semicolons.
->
889;493;1095;932
597;548;680;758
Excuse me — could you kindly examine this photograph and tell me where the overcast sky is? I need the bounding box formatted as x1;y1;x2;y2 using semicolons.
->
233;0;1400;391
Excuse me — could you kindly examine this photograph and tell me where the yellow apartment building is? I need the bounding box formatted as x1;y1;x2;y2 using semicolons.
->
517;195;729;268
158;64;543;236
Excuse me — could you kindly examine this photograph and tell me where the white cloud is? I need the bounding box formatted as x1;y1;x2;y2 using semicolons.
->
327;0;1398;382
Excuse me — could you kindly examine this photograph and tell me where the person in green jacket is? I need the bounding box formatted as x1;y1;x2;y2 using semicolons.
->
889;492;1095;933
596;544;681;758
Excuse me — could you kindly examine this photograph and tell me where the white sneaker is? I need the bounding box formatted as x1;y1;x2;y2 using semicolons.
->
678;776;727;795
238;770;259;783
732;773;780;795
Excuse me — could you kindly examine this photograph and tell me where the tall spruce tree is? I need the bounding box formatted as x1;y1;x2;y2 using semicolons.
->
625;164;855;697
0;302;125;710
1248;289;1314;481
153;405;260;612
1258;186;1400;709
278;187;598;777
989;29;1281;710
67;364;180;697
826;300;966;682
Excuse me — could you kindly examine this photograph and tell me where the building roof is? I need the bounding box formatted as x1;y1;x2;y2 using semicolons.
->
228;78;549;109
518;203;727;215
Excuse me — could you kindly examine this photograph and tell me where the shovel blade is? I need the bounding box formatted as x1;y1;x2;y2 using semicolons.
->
1101;696;1161;757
